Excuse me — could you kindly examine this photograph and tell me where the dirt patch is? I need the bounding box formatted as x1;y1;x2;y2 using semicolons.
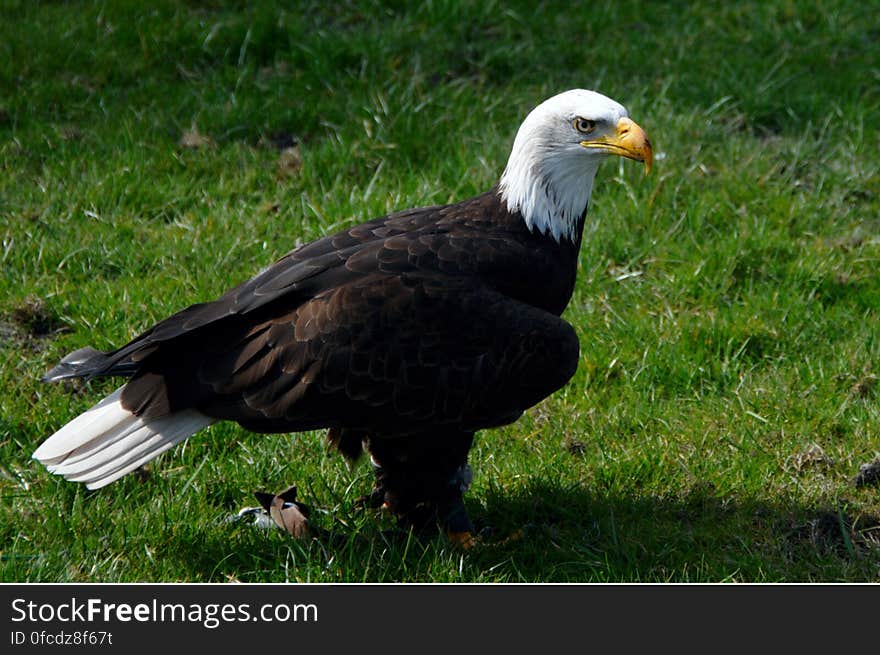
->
179;123;214;149
563;437;586;456
790;509;880;555
835;365;878;400
786;443;833;473
854;460;880;488
851;375;878;400
277;145;303;178
790;511;850;554
4;296;69;339
261;131;299;151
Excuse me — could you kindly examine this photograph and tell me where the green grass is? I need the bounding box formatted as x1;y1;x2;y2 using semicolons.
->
2;0;879;582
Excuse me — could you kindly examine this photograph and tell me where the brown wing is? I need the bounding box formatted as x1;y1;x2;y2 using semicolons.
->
48;187;579;434
46;189;546;383
121;271;579;438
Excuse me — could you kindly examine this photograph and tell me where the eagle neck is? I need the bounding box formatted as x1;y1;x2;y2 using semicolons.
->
498;146;598;245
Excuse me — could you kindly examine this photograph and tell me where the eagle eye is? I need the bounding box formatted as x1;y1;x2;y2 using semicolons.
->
573;117;596;135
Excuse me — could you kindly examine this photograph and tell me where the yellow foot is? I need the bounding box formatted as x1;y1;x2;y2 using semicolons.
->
447;530;477;550
450;527;526;549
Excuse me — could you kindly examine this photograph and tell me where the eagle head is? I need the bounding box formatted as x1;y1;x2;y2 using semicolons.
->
499;89;652;242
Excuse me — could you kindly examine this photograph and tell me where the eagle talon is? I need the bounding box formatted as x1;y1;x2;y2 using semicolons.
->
448;530;477;550
353;489;387;510
453;525;525;547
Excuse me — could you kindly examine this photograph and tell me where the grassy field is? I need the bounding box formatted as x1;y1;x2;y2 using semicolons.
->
1;0;879;582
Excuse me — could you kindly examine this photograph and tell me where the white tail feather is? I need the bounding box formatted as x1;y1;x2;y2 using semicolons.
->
33;387;215;490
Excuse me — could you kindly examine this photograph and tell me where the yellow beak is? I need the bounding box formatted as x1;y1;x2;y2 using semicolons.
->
581;116;653;174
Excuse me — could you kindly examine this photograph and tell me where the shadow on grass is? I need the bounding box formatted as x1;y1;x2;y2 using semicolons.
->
147;480;879;583
465;481;880;582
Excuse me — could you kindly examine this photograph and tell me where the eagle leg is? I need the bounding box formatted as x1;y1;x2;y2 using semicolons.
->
365;432;475;545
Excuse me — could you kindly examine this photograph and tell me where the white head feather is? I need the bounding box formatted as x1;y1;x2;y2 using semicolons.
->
499;89;630;242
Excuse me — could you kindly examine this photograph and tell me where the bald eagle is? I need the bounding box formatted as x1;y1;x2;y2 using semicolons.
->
33;90;652;546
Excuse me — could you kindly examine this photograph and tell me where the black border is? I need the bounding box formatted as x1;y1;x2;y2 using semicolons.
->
3;583;878;650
